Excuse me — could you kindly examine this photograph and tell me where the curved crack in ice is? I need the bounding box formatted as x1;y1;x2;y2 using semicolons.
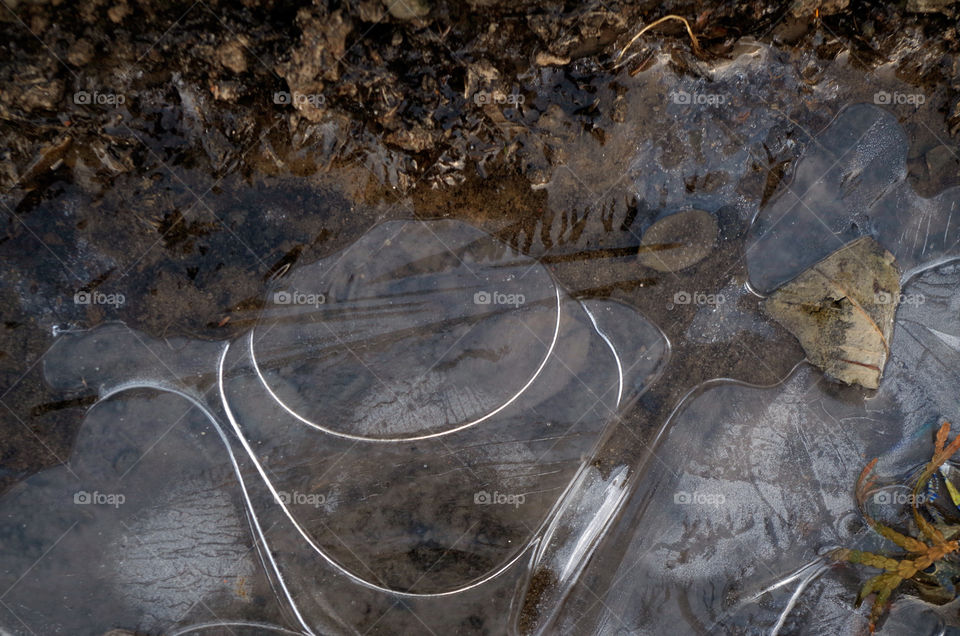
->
219;341;535;598
741;557;831;636
248;285;563;442
168;620;305;635
582;304;624;408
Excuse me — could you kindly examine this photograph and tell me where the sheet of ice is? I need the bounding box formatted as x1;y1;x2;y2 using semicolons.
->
0;392;264;635
219;221;669;597
545;259;960;635
748;104;960;294
0;219;668;635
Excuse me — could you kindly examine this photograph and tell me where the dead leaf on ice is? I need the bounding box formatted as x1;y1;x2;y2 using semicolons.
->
763;237;900;390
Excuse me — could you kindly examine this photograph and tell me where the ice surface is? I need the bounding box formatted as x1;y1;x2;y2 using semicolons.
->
544;155;960;636
748;104;960;294
0;392;261;635
0;219;668;634
6;49;960;636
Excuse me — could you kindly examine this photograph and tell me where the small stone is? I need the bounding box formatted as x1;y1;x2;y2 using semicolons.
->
356;0;386;22
210;80;241;102
636;209;718;272
17;77;65;112
381;0;429;20
278;9;352;122
108;2;132;23
535;52;570;66
907;0;955;14
30;13;48;34
67;40;95;67
471;59;500;82
763;237;900;390
385;125;434;153
217;39;248;74
791;0;849;17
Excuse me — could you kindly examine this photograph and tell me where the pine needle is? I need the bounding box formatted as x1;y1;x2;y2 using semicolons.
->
615;15;702;66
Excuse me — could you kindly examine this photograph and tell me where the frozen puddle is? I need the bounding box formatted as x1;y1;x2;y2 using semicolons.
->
542;105;960;635
549;259;960;635
3;76;960;636
0;220;668;634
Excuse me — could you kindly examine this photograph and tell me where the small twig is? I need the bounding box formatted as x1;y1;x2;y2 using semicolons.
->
615;14;702;65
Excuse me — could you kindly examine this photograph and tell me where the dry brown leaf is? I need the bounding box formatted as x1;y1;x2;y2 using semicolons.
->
763;237;900;389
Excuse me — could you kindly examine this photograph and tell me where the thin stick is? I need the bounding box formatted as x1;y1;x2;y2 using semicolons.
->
616;15;702;65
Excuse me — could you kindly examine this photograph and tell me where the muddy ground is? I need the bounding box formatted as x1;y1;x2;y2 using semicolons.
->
1;0;959;498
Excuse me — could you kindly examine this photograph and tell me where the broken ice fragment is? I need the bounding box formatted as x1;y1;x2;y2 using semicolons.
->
763;236;900;389
747;104;960;294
